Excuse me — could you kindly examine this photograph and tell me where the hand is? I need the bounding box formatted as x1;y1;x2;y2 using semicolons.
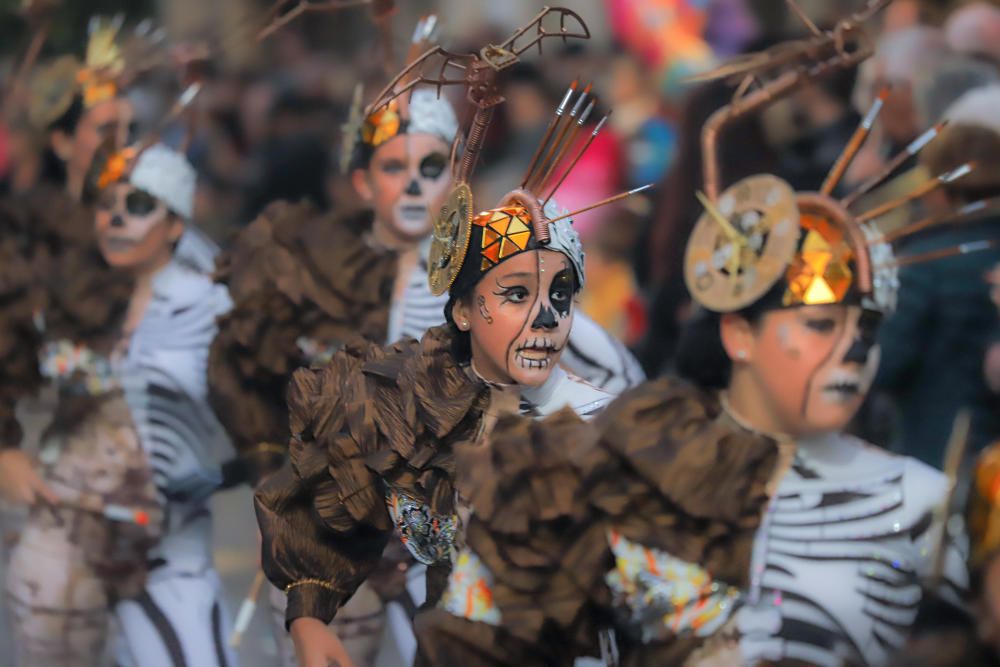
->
0;449;57;506
290;617;356;667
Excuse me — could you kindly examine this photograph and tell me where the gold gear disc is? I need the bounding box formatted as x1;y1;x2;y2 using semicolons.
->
429;181;474;295
685;174;800;312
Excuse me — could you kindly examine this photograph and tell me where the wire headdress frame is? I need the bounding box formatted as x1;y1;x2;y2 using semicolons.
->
686;0;997;314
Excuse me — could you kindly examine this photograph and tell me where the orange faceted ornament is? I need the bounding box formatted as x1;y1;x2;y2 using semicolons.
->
473;205;534;272
783;212;855;307
361;100;403;148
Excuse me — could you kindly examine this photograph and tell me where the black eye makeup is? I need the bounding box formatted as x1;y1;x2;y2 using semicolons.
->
419;152;447;180
804;317;838;334
125;189;159;216
549;269;574;317
492;285;530;304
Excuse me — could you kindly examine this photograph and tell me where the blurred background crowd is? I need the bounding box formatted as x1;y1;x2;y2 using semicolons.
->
1;0;1000;662
1;0;999;467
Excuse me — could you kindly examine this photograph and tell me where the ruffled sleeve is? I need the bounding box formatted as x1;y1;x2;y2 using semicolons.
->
255;326;487;627
254;338;394;624
418;409;612;666
210;202;395;482
417;378;779;666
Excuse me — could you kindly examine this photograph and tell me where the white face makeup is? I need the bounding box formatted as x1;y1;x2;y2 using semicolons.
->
95;183;182;270
458;249;577;387
361;133;452;245
738;304;883;436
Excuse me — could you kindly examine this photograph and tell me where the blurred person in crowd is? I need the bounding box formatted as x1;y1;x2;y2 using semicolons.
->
240;92;336;221
774;67;860;193
945;1;1000;68
852;26;950;156
607;50;675;189
1;140;235;667
913;53;1000;129
874;84;1000;467
638;79;778;374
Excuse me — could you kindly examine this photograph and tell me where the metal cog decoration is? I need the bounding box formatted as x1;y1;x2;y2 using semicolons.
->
429;182;474;295
685;174;801;312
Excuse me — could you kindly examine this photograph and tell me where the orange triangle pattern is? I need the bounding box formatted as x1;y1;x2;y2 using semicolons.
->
473;205;536;271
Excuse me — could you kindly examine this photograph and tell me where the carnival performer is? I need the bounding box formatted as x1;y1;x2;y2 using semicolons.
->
254;12;643;664
414;4;984;665
213;12;641;665
1;140;235;666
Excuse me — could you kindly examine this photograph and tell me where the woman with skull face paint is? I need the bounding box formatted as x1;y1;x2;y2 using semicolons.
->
214;17;642;666
252;78;623;665
411;13;988;667
0;140;236;667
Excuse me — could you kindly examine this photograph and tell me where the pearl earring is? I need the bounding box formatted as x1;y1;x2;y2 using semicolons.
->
736;350;747;360
462;321;469;330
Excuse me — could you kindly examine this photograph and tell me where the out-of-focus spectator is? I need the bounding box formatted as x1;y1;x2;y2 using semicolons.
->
772;68;859;193
607;51;675;189
875;84;1000;467
853;26;951;151
913;54;1000;128
945;1;1000;68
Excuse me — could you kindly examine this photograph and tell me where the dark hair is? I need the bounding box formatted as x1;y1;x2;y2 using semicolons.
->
39;95;85;187
675;284;784;389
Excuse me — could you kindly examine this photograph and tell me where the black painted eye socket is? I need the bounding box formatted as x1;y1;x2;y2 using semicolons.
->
125;190;159;216
804;318;838;334
419;153;447;179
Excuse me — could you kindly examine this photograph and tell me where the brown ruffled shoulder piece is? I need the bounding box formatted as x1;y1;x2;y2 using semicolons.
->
209;202;397;468
456;408;609;658
590;377;777;587
0;188;130;447
430;378;779;666
256;326;485;624
288;324;486;535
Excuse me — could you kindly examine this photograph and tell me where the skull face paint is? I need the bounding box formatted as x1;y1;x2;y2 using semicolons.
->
460;249;576;387
358;132;452;245
737;304;882;436
95;183;183;271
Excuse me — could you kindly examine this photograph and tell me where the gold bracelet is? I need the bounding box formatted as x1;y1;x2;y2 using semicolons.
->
254;442;286;456
285;578;337;594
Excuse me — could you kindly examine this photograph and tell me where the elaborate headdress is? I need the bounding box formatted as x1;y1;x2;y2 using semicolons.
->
683;0;998;316
340;13;459;172
84;83;201;212
27;16;166;130
366;7;651;296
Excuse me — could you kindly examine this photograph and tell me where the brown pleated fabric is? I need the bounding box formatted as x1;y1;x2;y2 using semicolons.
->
0;187;131;448
254;325;488;626
417;377;779;666
208;202;397;478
